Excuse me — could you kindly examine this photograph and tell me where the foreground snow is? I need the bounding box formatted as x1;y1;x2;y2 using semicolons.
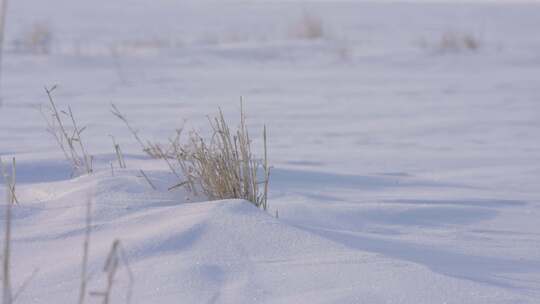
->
5;160;537;303
1;0;540;303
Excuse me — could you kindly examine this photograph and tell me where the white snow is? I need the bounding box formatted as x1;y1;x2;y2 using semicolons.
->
1;0;540;303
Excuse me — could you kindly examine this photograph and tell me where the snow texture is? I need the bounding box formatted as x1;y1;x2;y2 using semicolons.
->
0;1;539;303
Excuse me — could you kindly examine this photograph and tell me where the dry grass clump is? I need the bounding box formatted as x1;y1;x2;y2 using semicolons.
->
417;31;481;54
172;106;269;209
41;86;93;176
289;12;324;40
438;32;480;53
113;103;270;209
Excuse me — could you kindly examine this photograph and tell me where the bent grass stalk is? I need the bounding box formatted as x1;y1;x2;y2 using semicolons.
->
139;170;156;190
111;103;161;158
90;240;133;304
78;199;92;304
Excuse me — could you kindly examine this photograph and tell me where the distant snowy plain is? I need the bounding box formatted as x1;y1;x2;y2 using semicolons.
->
0;1;539;303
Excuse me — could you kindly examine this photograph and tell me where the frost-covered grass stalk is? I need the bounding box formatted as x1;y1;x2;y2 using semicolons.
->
41;86;93;176
2;189;131;304
110;135;126;169
78;199;91;304
139;169;156;190
1;157;15;304
111;103;162;158
2;159;37;302
90;240;133;304
0;157;17;205
2;180;12;304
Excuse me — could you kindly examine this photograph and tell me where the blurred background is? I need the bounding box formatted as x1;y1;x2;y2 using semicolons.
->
0;0;539;201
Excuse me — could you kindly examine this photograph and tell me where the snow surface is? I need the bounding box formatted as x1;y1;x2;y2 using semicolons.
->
1;0;540;303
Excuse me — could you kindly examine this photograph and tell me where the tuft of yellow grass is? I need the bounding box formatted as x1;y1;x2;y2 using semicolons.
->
112;101;271;209
161;106;270;210
172;104;270;209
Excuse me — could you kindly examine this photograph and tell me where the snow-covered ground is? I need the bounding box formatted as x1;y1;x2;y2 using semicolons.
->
1;1;540;303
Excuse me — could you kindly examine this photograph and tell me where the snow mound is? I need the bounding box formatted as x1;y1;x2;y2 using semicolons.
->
4;167;533;304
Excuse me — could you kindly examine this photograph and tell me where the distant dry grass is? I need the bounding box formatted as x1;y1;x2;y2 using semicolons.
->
13;22;53;54
438;32;480;52
419;31;481;54
289;12;324;40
